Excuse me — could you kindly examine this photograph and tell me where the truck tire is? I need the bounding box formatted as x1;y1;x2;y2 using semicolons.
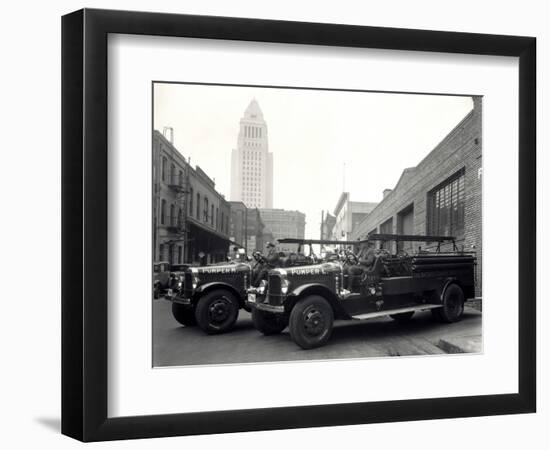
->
390;311;415;323
195;289;239;334
171;302;196;326
437;284;465;323
252;309;287;335
289;295;334;349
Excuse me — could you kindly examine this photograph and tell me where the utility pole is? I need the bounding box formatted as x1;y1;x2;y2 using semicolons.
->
342;162;346;192
244;207;248;254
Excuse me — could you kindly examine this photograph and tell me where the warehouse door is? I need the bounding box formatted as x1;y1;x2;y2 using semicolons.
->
397;204;414;252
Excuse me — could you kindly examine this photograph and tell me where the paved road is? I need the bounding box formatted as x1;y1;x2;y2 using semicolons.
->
153;299;482;367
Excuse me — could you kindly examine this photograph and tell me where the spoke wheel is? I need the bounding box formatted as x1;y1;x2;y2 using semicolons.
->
438;284;465;323
289;295;333;349
195;290;239;334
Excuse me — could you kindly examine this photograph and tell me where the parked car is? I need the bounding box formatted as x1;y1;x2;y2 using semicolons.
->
248;234;476;349
153;261;171;299
165;238;357;334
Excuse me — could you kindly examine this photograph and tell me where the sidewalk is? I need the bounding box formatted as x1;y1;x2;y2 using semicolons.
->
434;306;483;353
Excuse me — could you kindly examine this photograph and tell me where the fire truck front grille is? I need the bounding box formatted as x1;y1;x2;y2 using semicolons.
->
268;273;282;296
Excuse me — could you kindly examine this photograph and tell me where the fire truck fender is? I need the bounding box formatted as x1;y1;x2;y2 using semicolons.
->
438;278;461;302
195;282;244;305
288;284;345;317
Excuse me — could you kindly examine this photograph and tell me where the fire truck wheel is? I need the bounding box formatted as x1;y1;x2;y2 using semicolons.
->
195;290;239;334
289;295;334;349
171;302;196;326
390;311;415;323
438;284;465;323
252;309;288;335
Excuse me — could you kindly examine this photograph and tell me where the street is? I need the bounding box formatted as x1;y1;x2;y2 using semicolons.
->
153;299;482;367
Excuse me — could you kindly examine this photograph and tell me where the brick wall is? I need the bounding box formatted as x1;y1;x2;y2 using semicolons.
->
352;97;482;297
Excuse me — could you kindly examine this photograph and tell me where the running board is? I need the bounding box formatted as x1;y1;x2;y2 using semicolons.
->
351;304;442;320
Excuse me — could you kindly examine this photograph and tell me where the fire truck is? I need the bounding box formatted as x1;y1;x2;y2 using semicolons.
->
247;234;476;349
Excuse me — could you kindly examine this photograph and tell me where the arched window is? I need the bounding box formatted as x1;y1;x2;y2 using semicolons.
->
178;207;183;227
160;199;166;225
178;170;184;186
170;163;176;184
204;197;209;222
189;187;194;217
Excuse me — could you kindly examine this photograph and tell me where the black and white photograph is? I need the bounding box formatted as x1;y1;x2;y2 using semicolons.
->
152;83;482;367
1;0;543;446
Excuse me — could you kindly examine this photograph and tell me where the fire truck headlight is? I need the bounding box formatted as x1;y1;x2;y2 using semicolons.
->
258;279;268;294
281;278;289;295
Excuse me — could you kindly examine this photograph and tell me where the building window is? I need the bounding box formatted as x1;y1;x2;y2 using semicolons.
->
204;197;209;222
196;193;200;219
189;187;194;217
170;204;175;226
211;205;214;226
427;169;465;237
159;244;164;261
179;170;184;186
216;207;219;229
170;163;176;184
161;157;167;182
178;207;183;227
160;199;166;225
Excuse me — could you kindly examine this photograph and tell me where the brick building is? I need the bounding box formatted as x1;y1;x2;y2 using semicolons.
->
351;97;482;295
320;210;336;240
228;201;267;253
331;192;378;241
259;208;306;251
153;130;231;265
246;208;266;252
228;201;247;248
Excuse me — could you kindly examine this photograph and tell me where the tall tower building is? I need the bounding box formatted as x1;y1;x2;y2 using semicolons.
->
230;99;273;209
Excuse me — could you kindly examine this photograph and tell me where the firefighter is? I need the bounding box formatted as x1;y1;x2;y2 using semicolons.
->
253;242;279;286
345;241;376;291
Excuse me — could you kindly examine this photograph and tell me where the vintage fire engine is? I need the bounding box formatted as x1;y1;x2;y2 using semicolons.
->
164;239;341;334
247;234;476;349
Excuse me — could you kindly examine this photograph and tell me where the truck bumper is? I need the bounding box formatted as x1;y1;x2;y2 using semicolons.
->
164;293;192;305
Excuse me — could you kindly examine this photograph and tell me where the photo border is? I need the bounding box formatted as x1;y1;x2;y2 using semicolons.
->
62;8;536;441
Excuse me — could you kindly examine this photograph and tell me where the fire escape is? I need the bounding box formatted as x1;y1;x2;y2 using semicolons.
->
162;127;192;264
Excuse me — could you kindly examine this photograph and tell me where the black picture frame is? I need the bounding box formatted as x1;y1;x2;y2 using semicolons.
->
61;8;536;442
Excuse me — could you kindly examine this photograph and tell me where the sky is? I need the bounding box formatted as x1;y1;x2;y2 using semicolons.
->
154;83;473;239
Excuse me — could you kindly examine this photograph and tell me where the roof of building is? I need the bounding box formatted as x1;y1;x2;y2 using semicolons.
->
243;98;264;122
